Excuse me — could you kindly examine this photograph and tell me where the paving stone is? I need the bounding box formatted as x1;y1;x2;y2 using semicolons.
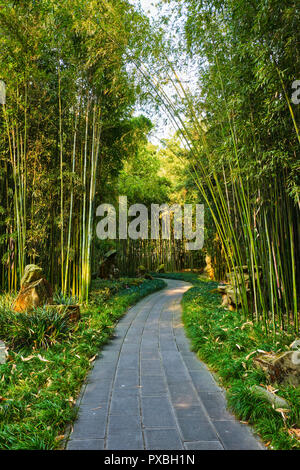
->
98;349;119;363
175;341;193;353
190;370;221;392
108;414;141;432
168;381;200;407
140;345;159;354
89;361;117;381
213;420;264;450
79;380;112;406
114;368;139;387
123;336;141;345
199;392;234;421
121;344;140;354
110;390;140;415
174;405;208;421
141;340;159;350
142;396;177;428
67;439;105;450
181;353;206;371
177;415;218;442
141;359;163;376
144;429;183;450
117;353;139;370
70;407;107;439
126;328;144;338
66;279;263;451
164;368;191;384
140;350;160;360
106;432;144;450
184;441;224;450
160;350;185;366
141;375;168;396
160;341;179;352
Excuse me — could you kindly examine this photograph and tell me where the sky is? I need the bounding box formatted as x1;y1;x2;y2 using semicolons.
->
128;0;199;146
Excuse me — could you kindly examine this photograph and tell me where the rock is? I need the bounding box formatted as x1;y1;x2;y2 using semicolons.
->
204;254;214;280
0;340;6;365
251;385;290;410
137;265;153;279
217;284;227;293
99;250;118;278
156;264;165;273
254;351;300;387
138;265;147;274
144;273;154;280
290;339;300;350
20;264;43;288
45;304;80;323
13;277;53;313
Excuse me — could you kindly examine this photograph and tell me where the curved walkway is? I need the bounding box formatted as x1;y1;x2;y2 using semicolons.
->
67;279;264;450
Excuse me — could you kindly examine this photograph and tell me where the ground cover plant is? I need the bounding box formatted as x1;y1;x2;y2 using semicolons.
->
0;277;165;450
156;272;300;450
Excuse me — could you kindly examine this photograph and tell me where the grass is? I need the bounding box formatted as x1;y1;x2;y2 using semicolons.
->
0;277;166;450
156;272;300;450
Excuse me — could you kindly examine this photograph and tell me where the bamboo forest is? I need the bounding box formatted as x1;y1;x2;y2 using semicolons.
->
0;0;299;453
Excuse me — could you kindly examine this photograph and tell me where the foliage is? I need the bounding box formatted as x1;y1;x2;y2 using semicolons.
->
0;277;166;449
0;0;153;298
142;0;300;333
162;272;300;450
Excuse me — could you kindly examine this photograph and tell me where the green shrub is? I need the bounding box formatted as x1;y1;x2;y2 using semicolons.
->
0;307;71;350
53;291;78;306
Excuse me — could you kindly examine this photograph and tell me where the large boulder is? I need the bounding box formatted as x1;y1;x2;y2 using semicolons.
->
99;250;118;278
20;264;44;287
12;265;53;313
204;254;214;280
156;264;165;273
251;385;290;410
254;351;300;387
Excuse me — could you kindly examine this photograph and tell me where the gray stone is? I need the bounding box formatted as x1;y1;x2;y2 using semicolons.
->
66;279;263;451
142;396;177;428
110;390;140;415
141;375;168;396
67;439;105;450
190;370;221;392
108;414;141;432
198;392;234;421
168;381;200;407
290;339;300;350
145;429;183;450
174;405;208;421
181;353;206;371
70;407;107;439
0;341;6;364
184;440;224;450
251;385;290;410
141;359;163;376
213;420;264;450
177;415;218;442
106;432;144;450
79;380;111;407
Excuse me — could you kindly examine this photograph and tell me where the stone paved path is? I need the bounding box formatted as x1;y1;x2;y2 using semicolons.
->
67;279;264;450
